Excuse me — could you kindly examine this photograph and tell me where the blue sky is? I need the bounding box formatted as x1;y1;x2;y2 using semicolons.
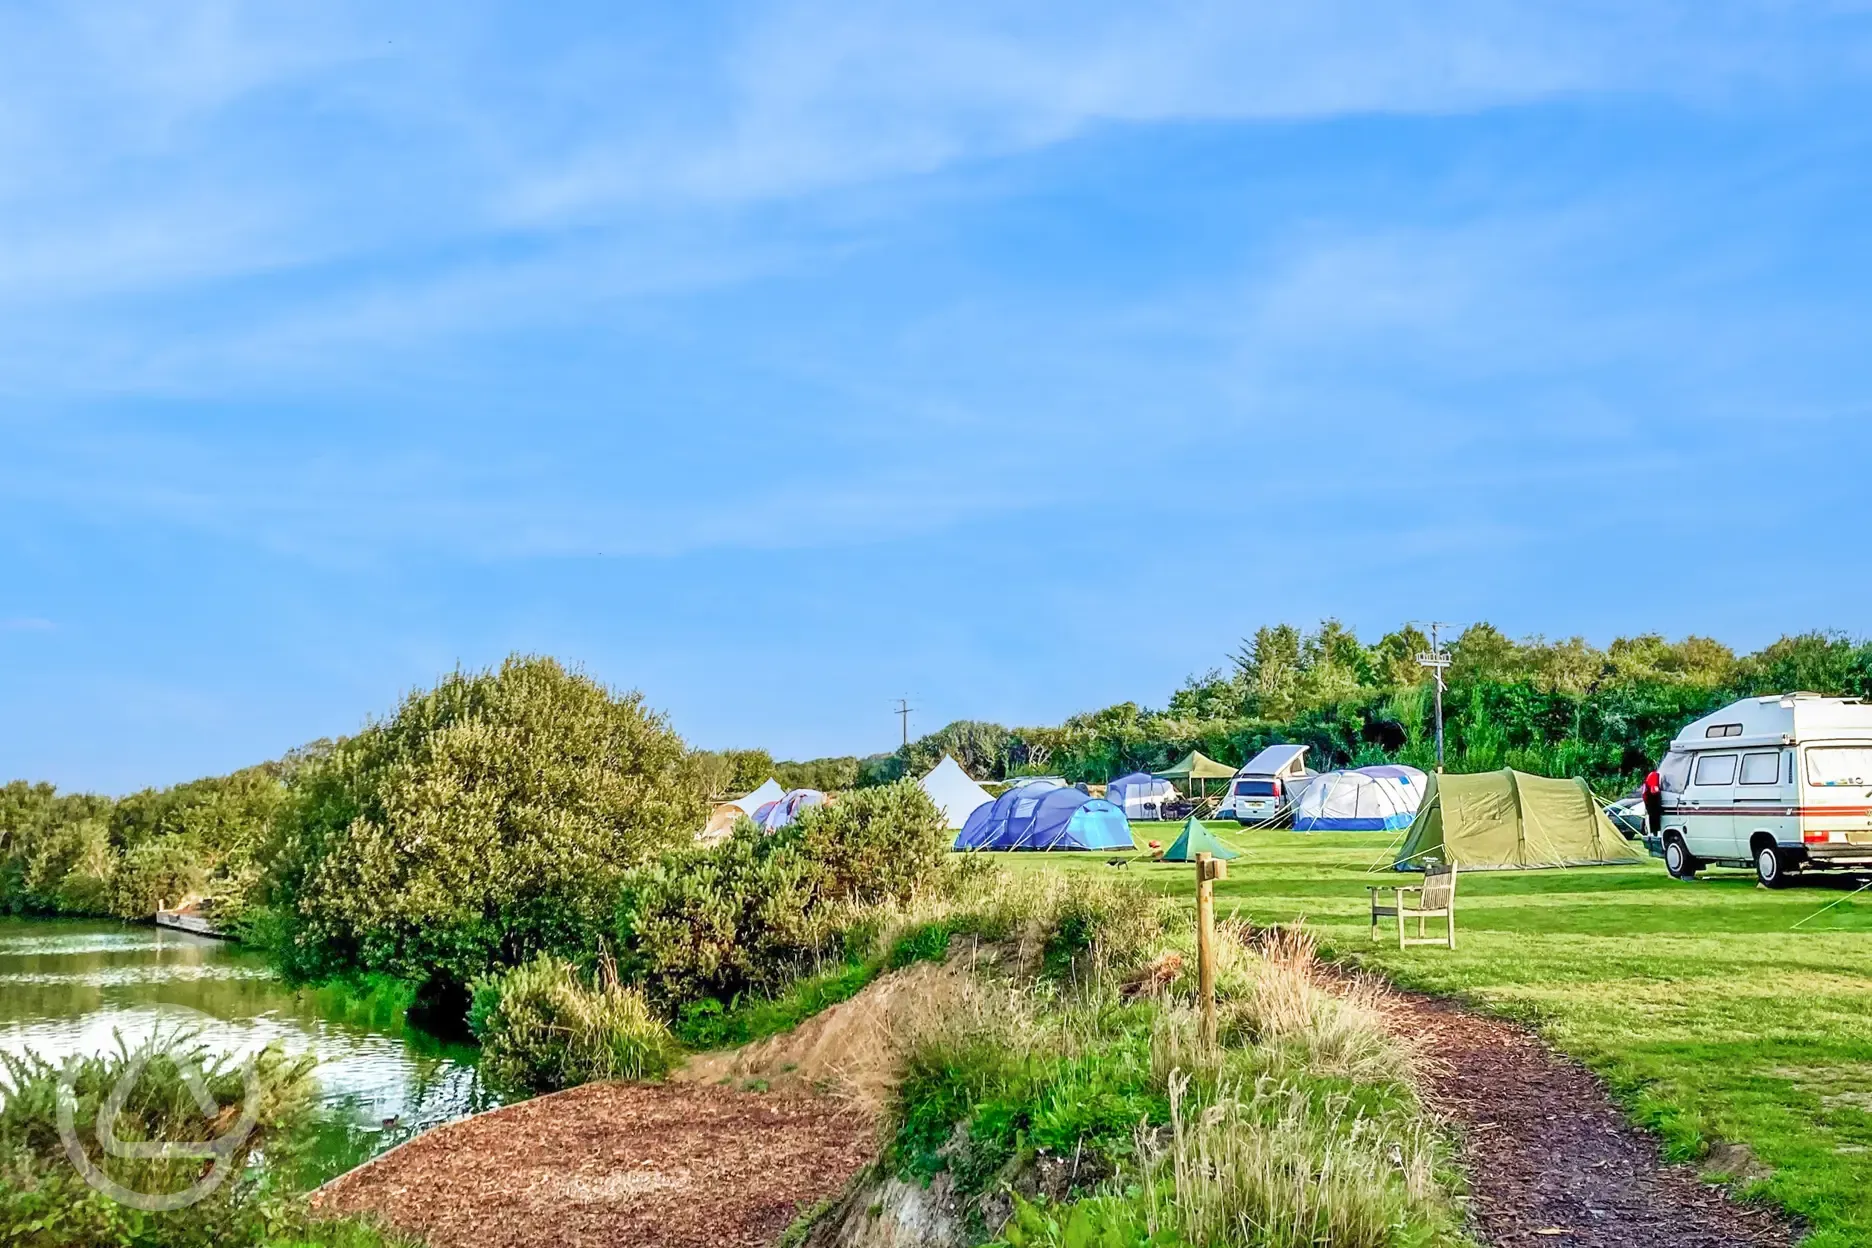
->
6;2;1872;793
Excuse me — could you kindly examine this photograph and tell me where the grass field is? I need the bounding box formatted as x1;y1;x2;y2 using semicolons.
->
992;823;1872;1248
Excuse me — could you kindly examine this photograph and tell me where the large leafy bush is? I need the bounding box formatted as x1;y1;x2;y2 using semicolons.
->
267;656;706;1000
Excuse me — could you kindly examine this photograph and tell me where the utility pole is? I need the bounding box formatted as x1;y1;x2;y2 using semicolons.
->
893;696;916;749
1415;623;1453;773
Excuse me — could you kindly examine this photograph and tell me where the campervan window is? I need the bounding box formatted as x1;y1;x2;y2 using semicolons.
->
1234;780;1277;797
1705;723;1743;738
1658;751;1692;794
1693;754;1738;786
1805;746;1872;788
1739;752;1779;786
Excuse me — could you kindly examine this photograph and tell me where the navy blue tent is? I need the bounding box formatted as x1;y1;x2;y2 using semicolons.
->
955;785;1134;852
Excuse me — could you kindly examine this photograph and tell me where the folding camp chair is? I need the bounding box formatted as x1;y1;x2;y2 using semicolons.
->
1368;863;1457;949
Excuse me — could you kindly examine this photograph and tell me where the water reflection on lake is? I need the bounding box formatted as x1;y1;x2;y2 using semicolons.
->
0;916;503;1185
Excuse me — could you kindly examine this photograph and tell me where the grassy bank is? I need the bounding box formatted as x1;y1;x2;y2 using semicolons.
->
998;824;1872;1248
865;873;1469;1248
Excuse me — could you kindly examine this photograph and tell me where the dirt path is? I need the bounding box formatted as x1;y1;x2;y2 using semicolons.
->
315;1082;873;1248
1378;990;1797;1248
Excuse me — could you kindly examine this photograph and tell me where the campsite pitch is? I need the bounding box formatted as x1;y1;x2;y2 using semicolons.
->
999;824;1872;1248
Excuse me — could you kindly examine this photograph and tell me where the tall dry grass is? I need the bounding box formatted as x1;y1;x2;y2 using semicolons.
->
1136;1069;1444;1248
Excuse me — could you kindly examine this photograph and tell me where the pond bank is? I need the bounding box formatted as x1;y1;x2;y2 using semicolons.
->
0;915;500;1186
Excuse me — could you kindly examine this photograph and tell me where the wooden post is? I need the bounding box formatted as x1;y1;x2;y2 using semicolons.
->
1196;851;1218;1048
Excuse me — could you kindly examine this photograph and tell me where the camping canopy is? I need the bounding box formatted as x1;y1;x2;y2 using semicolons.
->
956;786;1134;852
1157;751;1237;782
727;778;784;815
919;756;995;830
1107;772;1178;819
1292;766;1426;832
1162;816;1240;862
1156;750;1237;798
1393;770;1642;870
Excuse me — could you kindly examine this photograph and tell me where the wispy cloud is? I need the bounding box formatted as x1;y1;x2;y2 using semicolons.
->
1;617;55;632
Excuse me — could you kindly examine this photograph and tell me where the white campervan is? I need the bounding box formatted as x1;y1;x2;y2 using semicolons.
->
1219;744;1314;826
1657;693;1872;887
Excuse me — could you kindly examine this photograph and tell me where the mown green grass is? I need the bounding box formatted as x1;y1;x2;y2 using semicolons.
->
989;824;1872;1248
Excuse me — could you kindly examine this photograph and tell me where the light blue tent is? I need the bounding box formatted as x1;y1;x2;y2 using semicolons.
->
1107;772;1177;819
754;788;825;832
955;785;1134;852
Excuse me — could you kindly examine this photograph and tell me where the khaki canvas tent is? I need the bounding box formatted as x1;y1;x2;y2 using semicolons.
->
1393;769;1642;871
699;778;786;843
1156;751;1237;797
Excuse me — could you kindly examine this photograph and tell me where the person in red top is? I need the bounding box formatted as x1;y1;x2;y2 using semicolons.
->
1642;769;1664;834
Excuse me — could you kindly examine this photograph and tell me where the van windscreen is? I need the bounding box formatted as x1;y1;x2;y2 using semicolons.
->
1805;746;1872;788
1234;780;1278;797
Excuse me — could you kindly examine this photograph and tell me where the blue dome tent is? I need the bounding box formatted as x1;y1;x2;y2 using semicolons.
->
955;785;1134;852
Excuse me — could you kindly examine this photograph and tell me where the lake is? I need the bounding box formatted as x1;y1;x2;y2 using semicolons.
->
0;915;503;1186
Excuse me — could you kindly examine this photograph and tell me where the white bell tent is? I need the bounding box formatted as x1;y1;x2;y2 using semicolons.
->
919;756;996;830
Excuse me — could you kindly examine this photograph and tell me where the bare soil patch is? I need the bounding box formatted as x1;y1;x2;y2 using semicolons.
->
1377;989;1798;1248
674;958;969;1112
315;1082;873;1248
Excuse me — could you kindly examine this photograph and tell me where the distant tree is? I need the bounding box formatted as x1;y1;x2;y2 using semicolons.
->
1603;634;1737;687
1166;668;1244;720
690;748;777;799
1297;619;1368;706
899;721;1014;782
1523;635;1604;697
1448;622;1523;686
1371;625;1431;689
1235;625;1304;719
1738;631;1869;697
774;755;864;791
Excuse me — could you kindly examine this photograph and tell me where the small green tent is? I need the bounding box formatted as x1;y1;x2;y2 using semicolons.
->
1393;769;1641;871
1162;816;1240;863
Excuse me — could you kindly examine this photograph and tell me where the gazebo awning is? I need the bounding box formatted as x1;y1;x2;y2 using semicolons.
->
1155;750;1237;781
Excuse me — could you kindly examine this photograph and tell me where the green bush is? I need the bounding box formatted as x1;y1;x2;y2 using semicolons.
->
791;780;950;904
621;828;829;1010
267;655;708;1001
470;955;679;1094
621;779;952;1013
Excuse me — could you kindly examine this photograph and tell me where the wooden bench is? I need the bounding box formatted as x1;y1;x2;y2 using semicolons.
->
1368;863;1457;949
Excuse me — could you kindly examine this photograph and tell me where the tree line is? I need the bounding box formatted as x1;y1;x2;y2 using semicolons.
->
770;625;1872;795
